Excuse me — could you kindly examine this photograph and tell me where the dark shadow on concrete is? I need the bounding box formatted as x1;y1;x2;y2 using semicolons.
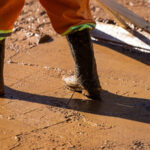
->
3;86;150;124
129;30;150;47
91;29;150;66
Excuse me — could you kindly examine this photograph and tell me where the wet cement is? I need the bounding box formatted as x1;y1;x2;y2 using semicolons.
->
0;37;150;149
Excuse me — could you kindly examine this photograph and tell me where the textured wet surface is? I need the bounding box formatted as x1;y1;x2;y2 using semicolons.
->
1;37;150;149
1;0;150;149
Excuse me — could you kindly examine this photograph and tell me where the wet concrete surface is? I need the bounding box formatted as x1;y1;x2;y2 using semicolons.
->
0;37;150;149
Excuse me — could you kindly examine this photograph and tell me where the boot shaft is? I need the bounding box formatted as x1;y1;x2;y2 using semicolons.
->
66;29;94;79
0;39;5;96
0;39;5;62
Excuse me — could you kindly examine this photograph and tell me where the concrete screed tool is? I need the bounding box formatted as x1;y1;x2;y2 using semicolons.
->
92;0;150;53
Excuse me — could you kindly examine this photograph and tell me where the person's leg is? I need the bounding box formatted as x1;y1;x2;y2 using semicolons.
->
39;0;101;99
0;0;25;96
65;29;101;100
0;40;5;96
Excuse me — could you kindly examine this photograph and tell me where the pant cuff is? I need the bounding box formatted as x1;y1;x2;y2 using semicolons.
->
0;30;12;40
61;23;96;36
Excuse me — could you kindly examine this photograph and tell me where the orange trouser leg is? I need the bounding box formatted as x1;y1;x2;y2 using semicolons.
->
0;0;25;38
39;0;95;35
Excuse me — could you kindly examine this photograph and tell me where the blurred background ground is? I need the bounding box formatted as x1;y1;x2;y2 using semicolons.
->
6;0;150;52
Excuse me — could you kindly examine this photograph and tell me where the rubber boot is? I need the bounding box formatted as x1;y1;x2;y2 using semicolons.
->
64;29;102;100
0;39;5;96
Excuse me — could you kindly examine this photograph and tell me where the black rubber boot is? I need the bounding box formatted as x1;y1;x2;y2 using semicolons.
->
0;39;5;96
64;29;102;100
